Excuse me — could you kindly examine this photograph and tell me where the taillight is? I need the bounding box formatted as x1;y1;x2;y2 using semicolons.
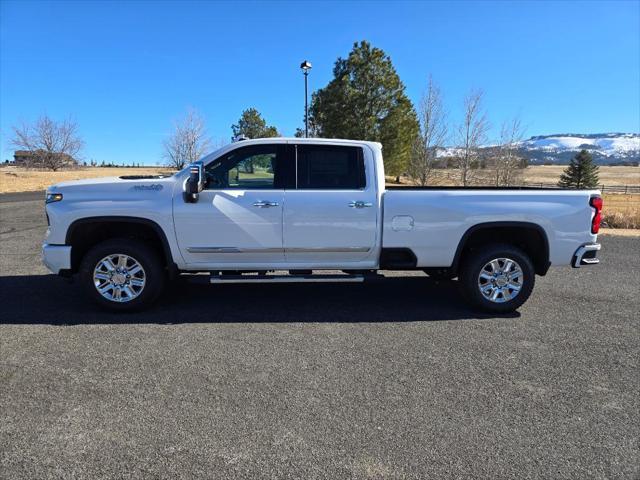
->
590;196;603;234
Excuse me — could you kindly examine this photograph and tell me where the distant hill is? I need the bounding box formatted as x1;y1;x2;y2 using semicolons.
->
438;133;639;165
516;133;639;165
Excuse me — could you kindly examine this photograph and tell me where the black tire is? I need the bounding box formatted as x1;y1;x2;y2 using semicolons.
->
459;243;535;313
79;238;166;312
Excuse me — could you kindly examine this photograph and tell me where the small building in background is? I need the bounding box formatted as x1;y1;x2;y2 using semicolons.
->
13;150;77;168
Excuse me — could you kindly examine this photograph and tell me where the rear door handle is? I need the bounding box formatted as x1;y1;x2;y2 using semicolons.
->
253;201;279;208
348;201;373;208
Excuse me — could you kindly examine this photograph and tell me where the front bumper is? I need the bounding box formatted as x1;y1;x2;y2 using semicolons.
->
42;244;72;274
572;243;601;268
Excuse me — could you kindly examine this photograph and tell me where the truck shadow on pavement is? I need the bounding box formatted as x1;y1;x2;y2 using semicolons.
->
0;274;519;325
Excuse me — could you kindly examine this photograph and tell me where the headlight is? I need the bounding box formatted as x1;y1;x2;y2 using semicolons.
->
45;193;63;204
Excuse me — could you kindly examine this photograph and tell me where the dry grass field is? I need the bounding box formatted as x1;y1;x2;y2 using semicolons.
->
1;164;638;229
520;165;640;186
601;194;640;229
2;164;638;194
0;166;174;194
387;165;640;188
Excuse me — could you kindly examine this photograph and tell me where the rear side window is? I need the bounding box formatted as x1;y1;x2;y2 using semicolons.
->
296;145;365;189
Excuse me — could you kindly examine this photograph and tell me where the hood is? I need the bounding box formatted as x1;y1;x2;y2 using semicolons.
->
46;175;179;203
50;176;126;190
49;174;173;190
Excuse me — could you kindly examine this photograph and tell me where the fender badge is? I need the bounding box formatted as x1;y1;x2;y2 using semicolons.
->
133;184;163;191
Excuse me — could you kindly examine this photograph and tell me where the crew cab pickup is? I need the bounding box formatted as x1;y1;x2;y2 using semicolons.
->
43;138;602;312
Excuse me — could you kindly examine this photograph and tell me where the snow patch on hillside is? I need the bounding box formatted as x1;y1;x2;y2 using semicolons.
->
434;133;639;164
520;134;640;157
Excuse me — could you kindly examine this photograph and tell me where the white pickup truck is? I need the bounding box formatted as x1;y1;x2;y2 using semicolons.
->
42;138;602;313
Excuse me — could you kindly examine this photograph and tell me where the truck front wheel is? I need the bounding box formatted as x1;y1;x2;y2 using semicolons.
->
459;244;535;313
79;238;166;312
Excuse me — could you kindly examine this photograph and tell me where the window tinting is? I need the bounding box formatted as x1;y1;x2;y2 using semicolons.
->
296;145;365;189
204;145;284;189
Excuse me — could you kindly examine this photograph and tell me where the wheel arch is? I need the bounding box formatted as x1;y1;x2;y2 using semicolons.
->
451;222;551;276
65;216;177;276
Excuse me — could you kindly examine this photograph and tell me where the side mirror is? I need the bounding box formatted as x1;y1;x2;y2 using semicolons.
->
184;161;204;203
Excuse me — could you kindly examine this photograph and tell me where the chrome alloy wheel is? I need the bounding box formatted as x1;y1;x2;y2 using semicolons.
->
477;257;523;303
93;254;146;303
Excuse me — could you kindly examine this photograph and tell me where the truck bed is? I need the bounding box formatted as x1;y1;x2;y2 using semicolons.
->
382;187;599;268
385;185;576;191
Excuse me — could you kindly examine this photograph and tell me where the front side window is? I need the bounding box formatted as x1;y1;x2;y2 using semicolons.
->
296;145;365;189
204;145;284;189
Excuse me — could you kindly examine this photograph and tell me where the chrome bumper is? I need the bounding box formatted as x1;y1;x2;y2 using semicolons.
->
572;243;601;268
42;244;72;274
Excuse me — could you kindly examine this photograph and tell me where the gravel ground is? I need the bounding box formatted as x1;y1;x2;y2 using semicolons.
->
1;196;638;479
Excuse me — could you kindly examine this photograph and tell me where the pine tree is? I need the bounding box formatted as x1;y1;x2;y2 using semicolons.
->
308;41;419;179
558;150;600;188
231;109;279;172
231;108;279;140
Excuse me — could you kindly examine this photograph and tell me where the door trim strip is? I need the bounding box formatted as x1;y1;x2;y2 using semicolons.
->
187;247;283;254
285;247;371;253
187;246;371;254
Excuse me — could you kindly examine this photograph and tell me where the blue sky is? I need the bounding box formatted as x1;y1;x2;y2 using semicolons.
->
1;0;639;165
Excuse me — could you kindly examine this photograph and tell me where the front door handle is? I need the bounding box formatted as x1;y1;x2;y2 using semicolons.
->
253;201;279;208
348;201;373;209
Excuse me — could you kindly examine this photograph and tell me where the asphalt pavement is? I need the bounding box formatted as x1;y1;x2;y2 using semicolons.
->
1;196;638;479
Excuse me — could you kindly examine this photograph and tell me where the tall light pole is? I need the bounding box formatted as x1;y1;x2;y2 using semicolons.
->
300;60;312;137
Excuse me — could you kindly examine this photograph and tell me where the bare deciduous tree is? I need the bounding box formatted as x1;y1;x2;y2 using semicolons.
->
163;108;212;170
11;115;83;171
492;116;526;186
455;89;489;186
407;76;448;186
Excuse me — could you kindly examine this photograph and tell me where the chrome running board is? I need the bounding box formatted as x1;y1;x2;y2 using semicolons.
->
210;273;365;284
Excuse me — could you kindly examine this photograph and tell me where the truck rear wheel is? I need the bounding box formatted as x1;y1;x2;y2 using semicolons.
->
459;243;535;313
79;238;166;312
